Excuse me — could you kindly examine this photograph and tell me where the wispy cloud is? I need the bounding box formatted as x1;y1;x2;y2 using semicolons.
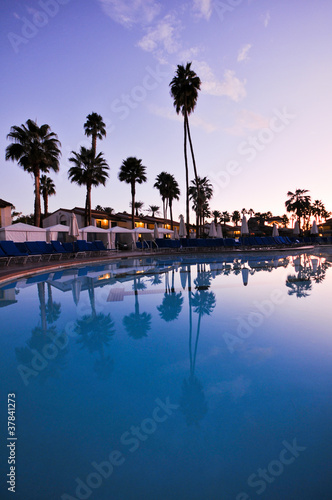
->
192;0;212;20
225;109;270;136
137;14;181;59
98;0;161;28
237;43;252;62
149;104;217;132
194;61;247;102
262;10;270;27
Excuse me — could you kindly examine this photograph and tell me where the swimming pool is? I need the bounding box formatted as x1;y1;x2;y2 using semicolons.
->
0;249;332;499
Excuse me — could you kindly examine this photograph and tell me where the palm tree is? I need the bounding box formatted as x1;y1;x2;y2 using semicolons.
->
118;157;147;229
285;189;311;228
6;119;61;227
68;146;109;226
220;211;230;227
40;175;56;216
212;210;221;224
170;62;201;234
232;210;241;226
189;176;213;237
149;205;160;217
84;112;106;155
165;174;180;230
132;201;144;217
248;208;255;218
281;214;289;227
154;171;170;222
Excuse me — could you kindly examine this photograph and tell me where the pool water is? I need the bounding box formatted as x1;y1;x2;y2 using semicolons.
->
0;250;332;500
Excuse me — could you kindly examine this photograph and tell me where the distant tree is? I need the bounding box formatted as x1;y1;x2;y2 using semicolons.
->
232;210;241;226
84;112;106;156
6;119;61;227
285;189;311;228
131;201;144;217
149;205;160;217
68;147;109;226
165;174;180;230
189;176;213;237
118;157;147;229
212;210;221;224
40;175;56;216
281;214;289;227
154;171;171;222
241;208;247;215
95;205;114;215
220;211;230;227
248;208;254;218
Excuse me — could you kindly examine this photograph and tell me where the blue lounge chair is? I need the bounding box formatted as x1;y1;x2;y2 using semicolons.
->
0;241;29;264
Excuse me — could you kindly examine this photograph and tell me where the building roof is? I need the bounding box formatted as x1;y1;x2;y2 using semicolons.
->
0;199;13;208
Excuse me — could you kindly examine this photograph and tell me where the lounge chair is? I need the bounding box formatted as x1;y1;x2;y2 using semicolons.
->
0;241;29;264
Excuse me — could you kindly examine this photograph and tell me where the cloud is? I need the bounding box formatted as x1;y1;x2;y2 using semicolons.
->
149;104;217;132
137;15;181;57
194;61;247;102
225;109;270;136
262;11;270;27
237;43;252;62
193;0;212;20
98;0;161;28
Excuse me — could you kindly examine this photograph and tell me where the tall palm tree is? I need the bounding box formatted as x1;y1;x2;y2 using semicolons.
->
84;112;106;155
6;119;61;227
189;176;213;237
149;205;160;217
212;210;221;224
40;175;56;216
170;62;201;234
154;171;170;222
68;146;109;226
118;157;147;229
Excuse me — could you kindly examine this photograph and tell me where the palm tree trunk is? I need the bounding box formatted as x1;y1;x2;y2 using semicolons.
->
34;171;42;227
92;134;97;157
184;113;189;236
169;200;174;230
186;119;200;237
44;193;48;216
131;182;135;229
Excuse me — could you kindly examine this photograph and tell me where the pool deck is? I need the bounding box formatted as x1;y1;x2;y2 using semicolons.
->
0;244;329;286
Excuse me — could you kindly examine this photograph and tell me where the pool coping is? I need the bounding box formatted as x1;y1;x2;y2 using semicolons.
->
0;244;327;286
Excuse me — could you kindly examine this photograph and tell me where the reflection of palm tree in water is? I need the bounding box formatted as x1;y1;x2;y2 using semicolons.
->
180;265;216;426
15;281;67;384
75;278;115;379
123;277;152;339
157;269;183;322
45;283;61;324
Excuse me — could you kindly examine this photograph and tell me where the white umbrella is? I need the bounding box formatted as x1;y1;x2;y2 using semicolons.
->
241;215;249;235
272;224;279;237
216;224;223;238
69;213;79;239
241;267;249;286
208;222;217;238
179;215;187;238
108;226;135;249
153;223;160;239
310;220;319;235
293;220;300;235
173;227;179;240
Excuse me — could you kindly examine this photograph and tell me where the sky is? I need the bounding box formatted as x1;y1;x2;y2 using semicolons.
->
1;0;332;223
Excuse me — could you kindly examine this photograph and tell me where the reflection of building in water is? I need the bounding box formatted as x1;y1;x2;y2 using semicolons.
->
0;287;17;308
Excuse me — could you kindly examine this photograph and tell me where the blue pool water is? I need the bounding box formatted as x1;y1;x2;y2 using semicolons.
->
0;249;332;500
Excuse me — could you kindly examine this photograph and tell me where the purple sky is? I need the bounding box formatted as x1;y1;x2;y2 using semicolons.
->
1;0;332;222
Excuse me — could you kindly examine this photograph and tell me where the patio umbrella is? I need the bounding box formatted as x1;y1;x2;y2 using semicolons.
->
216;224;223;238
241;267;249;286
153;223;160;239
69;213;79;239
310;220;319;235
208;222;217;238
241;215;249;235
293;220;300;235
272;224;279;237
173;227;179;240
179;215;187;238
